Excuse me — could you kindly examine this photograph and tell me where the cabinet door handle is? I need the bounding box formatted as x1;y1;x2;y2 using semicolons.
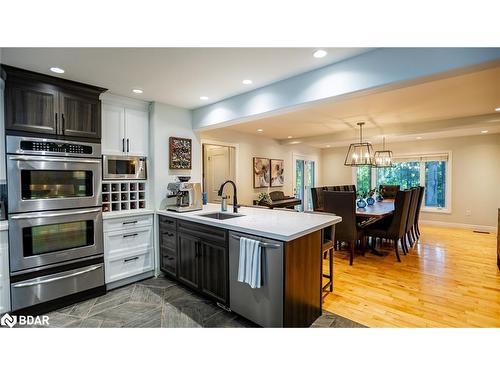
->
61;113;65;133
127;138;130;153
124;256;139;263
164;232;174;237
122;138;125;152
55;113;58;130
123;233;138;238
122;220;138;225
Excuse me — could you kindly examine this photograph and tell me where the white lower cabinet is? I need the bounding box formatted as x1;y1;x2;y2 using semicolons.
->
103;214;154;289
0;226;10;313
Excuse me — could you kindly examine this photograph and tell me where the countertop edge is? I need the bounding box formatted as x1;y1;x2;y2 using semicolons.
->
103;209;155;220
156;209;341;242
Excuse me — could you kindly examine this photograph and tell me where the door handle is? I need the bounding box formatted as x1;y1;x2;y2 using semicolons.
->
12;265;102;288
61;113;65;133
127;139;130;153
8;155;101;163
10;207;101;220
122;138;125;152
55;113;58;130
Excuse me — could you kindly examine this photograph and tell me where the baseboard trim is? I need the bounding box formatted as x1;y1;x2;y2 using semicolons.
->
420;220;497;233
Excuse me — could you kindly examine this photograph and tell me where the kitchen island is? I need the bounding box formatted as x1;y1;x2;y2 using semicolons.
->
157;204;341;327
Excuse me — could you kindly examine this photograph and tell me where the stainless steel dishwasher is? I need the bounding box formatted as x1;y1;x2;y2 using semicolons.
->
229;231;284;327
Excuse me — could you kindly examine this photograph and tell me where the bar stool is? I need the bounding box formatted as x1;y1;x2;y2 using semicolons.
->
321;225;335;300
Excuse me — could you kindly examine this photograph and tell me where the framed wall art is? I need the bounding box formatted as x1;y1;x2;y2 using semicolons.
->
270;159;284;187
169;137;192;169
253;157;270;188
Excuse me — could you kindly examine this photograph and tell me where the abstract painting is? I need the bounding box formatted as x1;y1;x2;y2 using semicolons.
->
270;159;284;187
253;157;270;188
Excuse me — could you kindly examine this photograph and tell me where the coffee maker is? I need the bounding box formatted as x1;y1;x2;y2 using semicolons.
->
166;177;202;212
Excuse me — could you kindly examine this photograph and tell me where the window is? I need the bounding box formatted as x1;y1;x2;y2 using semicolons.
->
355;152;451;212
356;165;372;195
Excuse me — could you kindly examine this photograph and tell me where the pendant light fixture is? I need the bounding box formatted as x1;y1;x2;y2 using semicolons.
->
373;136;393;168
344;122;374;166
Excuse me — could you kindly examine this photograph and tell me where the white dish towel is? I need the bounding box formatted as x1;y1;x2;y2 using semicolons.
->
237;237;262;288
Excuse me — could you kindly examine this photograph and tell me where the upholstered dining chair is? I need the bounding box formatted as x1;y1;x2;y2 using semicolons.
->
311;187;325;211
413;187;425;239
323;191;364;265
363;190;412;262
403;187;420;253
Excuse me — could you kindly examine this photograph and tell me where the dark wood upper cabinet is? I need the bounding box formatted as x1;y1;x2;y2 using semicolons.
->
5;81;59;135
60;92;101;139
2;65;106;140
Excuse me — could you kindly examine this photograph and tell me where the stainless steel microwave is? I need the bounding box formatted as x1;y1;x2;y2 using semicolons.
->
102;155;147;180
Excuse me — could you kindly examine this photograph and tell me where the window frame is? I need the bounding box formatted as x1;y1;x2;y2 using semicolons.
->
352;151;452;214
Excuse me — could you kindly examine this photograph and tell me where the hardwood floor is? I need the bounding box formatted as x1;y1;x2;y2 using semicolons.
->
323;225;500;327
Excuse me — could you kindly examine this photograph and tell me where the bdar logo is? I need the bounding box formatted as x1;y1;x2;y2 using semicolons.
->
1;313;17;328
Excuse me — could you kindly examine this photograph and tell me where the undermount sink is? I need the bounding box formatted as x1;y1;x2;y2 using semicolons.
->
198;212;244;220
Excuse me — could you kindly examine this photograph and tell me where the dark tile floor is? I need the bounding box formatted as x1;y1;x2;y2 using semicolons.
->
27;276;365;328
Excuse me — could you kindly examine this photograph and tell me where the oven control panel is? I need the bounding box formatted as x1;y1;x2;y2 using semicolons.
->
20;140;94;155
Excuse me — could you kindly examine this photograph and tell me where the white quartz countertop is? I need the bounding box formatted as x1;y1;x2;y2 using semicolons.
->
103;209;155;220
157;204;341;241
0;220;7;231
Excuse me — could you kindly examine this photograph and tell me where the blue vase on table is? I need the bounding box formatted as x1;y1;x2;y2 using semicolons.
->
356;198;367;208
366;196;375;205
376;194;384;202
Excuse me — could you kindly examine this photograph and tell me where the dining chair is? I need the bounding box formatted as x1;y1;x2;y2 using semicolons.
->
363;190;412;262
311;187;325;211
379;184;400;199
404;187;420;252
413;186;425;239
323;191;364;265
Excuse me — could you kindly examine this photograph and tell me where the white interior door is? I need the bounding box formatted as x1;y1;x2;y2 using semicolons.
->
125;108;149;156
205;145;235;203
102;104;125;155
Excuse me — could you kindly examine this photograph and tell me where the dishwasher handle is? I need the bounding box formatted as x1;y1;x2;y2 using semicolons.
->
230;234;281;249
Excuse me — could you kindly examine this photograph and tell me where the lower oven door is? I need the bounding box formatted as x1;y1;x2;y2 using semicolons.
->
8;207;103;273
10;263;104;311
7;155;101;213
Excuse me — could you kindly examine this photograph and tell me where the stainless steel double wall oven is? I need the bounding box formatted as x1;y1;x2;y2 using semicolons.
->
6;135;105;312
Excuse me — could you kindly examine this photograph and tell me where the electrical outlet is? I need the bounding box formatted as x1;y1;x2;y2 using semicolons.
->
465;209;471;216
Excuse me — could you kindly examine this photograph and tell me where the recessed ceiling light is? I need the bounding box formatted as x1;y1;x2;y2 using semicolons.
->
481;130;489;134
495;107;500;112
289;141;301;145
257;129;263;132
287;136;293;139
313;49;327;58
132;89;143;94
242;79;253;85
416;136;423;140
326;145;331;148
200;96;209;100
50;67;64;74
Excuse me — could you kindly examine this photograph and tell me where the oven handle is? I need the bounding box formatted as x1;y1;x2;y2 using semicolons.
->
12;265;103;288
8;155;101;164
10;207;101;220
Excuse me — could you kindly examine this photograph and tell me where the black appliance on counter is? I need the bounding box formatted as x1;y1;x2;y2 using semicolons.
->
6;135;105;314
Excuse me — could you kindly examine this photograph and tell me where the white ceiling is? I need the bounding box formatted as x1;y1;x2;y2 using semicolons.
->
0;47;370;109
206;65;500;147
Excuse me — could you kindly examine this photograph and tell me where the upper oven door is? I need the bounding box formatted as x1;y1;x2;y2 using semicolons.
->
8;207;103;273
7;155;102;213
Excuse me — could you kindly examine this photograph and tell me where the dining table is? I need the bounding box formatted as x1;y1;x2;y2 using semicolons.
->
356;199;395;220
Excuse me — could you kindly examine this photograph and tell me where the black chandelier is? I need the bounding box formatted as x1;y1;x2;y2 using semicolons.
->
373;136;393;168
344;122;374;166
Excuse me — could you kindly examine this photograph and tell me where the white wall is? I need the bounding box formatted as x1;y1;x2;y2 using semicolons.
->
149;102;201;210
321;133;500;229
200;128;321;206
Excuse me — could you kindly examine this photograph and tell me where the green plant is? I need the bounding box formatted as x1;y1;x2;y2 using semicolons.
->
257;192;272;204
357;189;368;199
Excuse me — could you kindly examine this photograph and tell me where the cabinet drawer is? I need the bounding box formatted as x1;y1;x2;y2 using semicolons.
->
160;247;177;277
105;251;153;284
178;220;227;245
160;229;177;249
159;215;177;231
104;226;153;260
104;214;153;232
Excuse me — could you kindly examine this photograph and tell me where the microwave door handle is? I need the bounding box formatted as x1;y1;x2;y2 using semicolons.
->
8;156;101;164
10;207;101;220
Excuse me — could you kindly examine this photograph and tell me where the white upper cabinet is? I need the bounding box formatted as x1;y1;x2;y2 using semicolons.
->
125;108;149;156
101;94;149;156
102;103;126;155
